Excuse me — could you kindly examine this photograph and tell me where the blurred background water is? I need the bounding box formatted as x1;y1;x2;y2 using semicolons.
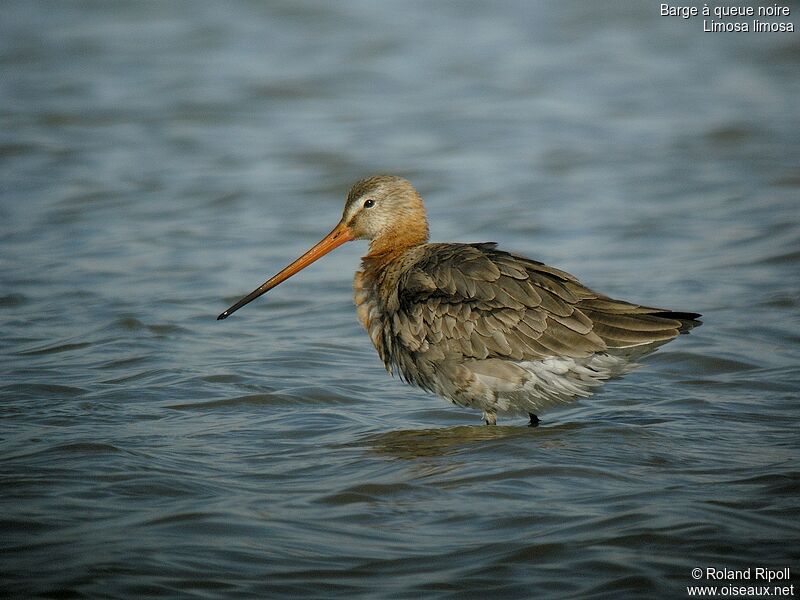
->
1;1;799;598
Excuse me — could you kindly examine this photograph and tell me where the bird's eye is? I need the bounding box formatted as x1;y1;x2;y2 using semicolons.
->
363;198;375;209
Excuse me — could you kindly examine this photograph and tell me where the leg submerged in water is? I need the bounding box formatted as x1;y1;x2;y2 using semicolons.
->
529;413;540;427
483;412;497;426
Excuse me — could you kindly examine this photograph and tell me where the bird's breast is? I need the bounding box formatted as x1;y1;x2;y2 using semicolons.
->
353;245;428;369
353;269;390;366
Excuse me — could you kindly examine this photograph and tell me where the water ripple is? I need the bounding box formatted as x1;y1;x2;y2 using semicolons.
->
1;1;798;598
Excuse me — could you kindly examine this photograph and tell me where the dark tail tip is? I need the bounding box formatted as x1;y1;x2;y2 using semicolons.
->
654;311;702;333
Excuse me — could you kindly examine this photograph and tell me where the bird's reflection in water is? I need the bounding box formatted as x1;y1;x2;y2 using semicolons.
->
361;422;582;460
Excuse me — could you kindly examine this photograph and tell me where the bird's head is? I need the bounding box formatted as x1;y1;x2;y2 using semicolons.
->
217;175;428;320
340;175;429;246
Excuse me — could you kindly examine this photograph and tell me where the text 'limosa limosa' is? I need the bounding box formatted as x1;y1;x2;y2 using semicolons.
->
218;176;701;425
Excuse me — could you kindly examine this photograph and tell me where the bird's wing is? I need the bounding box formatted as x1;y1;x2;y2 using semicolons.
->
388;243;694;368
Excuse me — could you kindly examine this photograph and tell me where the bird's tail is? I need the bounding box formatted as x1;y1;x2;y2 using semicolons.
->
648;311;703;334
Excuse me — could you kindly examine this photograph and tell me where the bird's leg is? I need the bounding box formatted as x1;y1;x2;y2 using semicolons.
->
483;412;497;426
528;413;540;427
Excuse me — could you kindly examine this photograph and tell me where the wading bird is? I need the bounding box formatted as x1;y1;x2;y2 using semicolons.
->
218;176;701;425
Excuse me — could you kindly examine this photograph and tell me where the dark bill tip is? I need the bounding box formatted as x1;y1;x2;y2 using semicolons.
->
217;311;229;320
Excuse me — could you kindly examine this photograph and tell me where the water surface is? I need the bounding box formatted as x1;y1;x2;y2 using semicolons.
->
2;1;799;598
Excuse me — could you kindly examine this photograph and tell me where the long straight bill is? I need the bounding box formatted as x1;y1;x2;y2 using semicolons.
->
217;221;353;320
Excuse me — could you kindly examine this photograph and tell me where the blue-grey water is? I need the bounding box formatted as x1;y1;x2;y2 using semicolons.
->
2;1;799;598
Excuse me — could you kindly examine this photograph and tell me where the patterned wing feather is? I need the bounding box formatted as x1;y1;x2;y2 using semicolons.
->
389;244;700;371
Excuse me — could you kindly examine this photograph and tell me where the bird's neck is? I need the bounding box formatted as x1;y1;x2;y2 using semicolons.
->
363;222;429;272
